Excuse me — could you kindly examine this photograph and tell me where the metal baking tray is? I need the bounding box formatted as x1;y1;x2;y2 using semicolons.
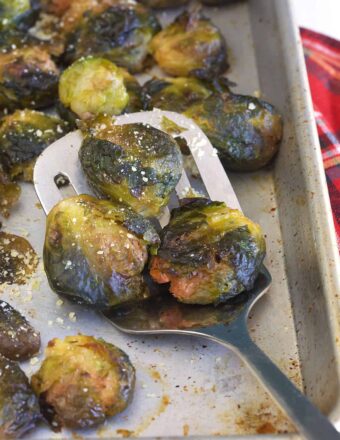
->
1;0;339;438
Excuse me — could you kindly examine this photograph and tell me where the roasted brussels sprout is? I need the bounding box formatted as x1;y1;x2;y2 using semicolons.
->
185;90;283;171
0;0;40;31
0;300;40;361
44;194;160;309
0;46;59;110
0;231;39;284
149;11;228;79
150;199;266;304
0;164;20;218
31;335;135;430
64;3;161;73
143;77;283;171
0;109;69;181
138;0;189;8
79;116;183;217
0;354;41;439
58;57;143;124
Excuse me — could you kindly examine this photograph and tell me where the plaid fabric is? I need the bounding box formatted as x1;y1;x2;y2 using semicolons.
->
300;28;340;248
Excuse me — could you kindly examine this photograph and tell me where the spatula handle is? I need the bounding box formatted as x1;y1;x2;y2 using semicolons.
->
203;326;339;440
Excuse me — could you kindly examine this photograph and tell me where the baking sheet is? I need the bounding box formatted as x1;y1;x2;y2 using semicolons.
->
1;0;339;438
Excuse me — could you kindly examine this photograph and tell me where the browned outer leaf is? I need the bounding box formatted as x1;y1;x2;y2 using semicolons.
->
0;300;40;361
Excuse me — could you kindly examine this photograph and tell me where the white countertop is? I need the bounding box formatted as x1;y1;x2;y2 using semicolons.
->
293;0;340;40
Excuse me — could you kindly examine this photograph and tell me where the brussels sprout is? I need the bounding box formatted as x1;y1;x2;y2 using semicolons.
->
150;198;266;305
64;3;161;73
44;194;160;309
79;116;183;217
149;11;228;79
0;300;40;361
58;57;143;124
31;335;135;430
185;89;283;171
0;109;69;181
0;164;20;218
0;231;39;285
0;46;59;110
0;354;41;438
143;77;283;171
0;0;40;31
138;0;189;8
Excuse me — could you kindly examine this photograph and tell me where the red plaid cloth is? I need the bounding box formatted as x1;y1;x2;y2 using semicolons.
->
300;28;340;248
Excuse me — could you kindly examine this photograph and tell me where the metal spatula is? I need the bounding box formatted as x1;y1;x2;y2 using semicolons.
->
34;109;339;440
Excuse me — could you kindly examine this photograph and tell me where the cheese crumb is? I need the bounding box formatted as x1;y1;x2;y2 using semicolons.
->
68;312;77;322
30;357;39;366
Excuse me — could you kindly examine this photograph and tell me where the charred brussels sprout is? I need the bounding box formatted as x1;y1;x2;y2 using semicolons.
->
138;0;189;8
59;57;142;124
150;199;266;305
64;3;161;73
143;77;283;171
185;89;283;171
0;300;40;361
0;0;40;31
0;354;41;438
44;194;160;309
79;116;183;217
0;110;69;181
31;335;135;430
149;11;228;79
0;231;39;284
0;46;59;110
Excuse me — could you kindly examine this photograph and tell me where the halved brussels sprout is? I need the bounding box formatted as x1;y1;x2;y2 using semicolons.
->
0;46;59;110
31;335;135;431
150;198;266;305
143;77;283;171
58;56;143;124
0;354;41;438
149;11;228;79
0;109;69;181
0;164;21;218
79;115;183;217
0;0;40;30
64;3;161;73
44;194;160;309
0;231;39;285
138;0;189;8
0;300;40;361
